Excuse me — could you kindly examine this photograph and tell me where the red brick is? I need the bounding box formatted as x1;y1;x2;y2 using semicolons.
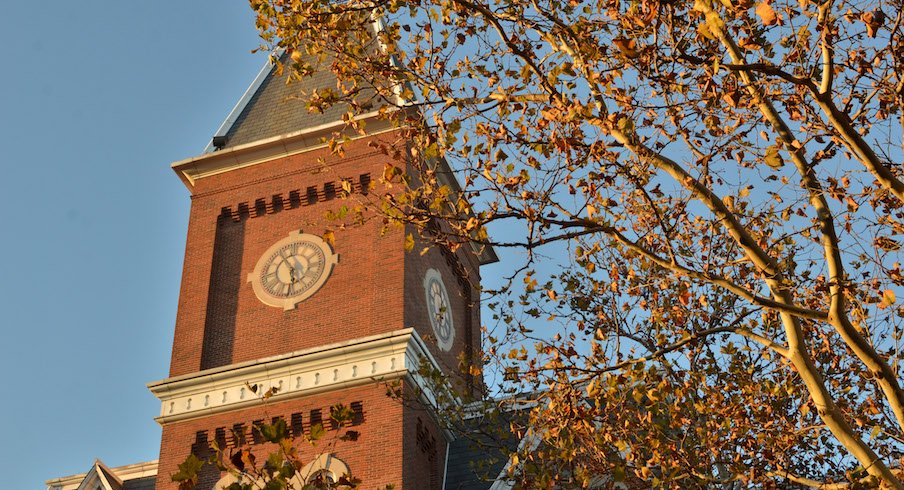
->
158;131;482;488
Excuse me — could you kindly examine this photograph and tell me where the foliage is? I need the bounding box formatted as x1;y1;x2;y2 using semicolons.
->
247;0;904;487
172;395;383;490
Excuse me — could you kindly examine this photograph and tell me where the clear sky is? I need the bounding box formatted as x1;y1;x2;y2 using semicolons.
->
0;3;269;487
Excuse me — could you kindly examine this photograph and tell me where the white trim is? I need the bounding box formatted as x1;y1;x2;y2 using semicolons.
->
441;441;451;490
46;460;158;490
298;453;351;484
486;431;542;490
148;328;445;424
171;109;403;190
203;56;280;154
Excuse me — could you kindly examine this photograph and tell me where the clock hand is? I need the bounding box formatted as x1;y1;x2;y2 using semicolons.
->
290;256;305;277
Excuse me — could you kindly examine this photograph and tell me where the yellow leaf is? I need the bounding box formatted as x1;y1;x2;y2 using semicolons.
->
722;195;735;208
765;145;784;169
705;11;725;33
878;289;896;309
322;230;335;246
404;233;415;252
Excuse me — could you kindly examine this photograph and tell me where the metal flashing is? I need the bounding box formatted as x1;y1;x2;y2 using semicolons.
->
204;55;280;154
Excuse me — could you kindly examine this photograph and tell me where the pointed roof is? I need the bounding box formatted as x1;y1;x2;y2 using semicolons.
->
73;460;122;490
189;52;499;265
46;460;157;490
207;53;376;153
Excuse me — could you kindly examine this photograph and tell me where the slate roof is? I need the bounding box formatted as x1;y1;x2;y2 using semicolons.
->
444;412;523;489
219;56;352;150
121;476;155;490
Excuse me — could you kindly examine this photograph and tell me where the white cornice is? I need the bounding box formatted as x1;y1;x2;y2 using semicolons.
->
148;328;444;425
46;460;158;490
171;109;403;192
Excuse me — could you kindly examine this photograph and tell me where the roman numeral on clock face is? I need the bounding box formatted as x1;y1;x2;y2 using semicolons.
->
249;232;338;309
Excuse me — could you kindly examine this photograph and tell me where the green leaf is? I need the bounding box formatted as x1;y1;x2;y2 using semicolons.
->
309;423;325;442
171;454;204;483
260;418;289;443
330;403;355;426
870;425;882;440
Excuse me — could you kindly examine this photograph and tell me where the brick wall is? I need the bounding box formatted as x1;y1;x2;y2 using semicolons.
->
155;382;447;490
160;130;479;488
404;229;483;394
169;134;408;376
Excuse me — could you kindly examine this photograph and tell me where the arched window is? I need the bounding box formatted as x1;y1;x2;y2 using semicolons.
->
298;454;350;487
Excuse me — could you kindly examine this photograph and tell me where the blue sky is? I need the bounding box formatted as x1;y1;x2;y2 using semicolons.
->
0;3;267;487
0;4;529;488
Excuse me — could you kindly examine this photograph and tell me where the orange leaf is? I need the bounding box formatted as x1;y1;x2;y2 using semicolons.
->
612;37;641;58
860;10;886;38
756;0;780;26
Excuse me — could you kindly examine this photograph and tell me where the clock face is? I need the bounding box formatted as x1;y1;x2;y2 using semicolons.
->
248;231;338;310
423;268;454;351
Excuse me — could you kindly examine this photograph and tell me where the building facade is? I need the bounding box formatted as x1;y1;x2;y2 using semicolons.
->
48;55;508;490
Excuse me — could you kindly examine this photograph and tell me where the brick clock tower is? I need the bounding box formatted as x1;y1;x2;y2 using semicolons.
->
147;60;496;490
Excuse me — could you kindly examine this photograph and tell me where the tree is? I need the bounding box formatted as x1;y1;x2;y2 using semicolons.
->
247;0;904;487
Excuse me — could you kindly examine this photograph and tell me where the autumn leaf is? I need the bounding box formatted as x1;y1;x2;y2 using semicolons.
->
875;236;901;252
612;37;641;58
756;0;781;26
722;90;742;108
878;289;896;309
242;2;904;487
861;10;886;38
322;229;335;246
764;145;784;169
737;37;763;50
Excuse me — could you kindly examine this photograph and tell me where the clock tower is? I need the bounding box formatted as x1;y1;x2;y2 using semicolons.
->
147;57;496;489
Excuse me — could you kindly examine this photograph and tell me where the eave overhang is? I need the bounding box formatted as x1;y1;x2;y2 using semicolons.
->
171;109;397;192
148;328;447;425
